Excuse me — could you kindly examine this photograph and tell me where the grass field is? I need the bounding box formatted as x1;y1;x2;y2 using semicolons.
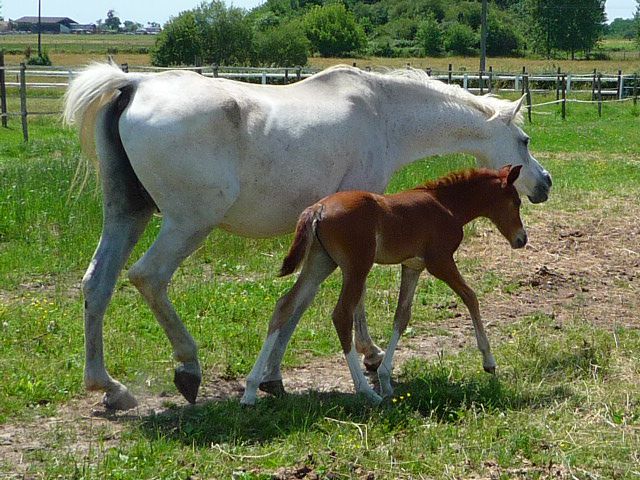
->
2;34;639;73
0;90;639;478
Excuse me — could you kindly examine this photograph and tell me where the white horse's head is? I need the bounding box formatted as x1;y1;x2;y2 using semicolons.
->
477;96;552;204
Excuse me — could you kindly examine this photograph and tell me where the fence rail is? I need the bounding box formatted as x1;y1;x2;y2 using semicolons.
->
1;57;638;142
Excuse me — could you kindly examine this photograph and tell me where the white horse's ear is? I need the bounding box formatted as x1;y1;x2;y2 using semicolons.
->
510;95;526;123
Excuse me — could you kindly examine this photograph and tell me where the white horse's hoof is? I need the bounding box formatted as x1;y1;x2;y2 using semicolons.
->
102;386;138;411
174;363;202;404
259;379;286;397
360;390;383;405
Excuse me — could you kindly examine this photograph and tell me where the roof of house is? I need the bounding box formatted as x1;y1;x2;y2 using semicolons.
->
14;16;77;24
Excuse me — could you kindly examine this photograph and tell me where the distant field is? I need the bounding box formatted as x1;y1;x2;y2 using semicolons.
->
2;34;639;74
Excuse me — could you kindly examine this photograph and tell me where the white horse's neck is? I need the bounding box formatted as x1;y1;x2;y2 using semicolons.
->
374;73;493;169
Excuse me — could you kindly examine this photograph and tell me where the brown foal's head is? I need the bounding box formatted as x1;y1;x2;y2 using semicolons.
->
486;165;527;249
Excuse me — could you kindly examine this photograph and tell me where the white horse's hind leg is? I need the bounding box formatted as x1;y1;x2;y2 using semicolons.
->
128;217;216;404
83;97;156;411
83;211;153;410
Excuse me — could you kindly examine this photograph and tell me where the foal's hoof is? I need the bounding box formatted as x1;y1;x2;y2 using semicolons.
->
483;365;496;375
174;369;201;404
259;379;287;397
363;350;385;372
102;387;138;411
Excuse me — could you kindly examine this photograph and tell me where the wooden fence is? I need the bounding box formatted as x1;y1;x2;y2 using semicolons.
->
1;55;638;142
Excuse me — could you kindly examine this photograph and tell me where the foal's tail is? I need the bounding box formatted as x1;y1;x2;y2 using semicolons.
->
63;62;142;168
279;204;324;277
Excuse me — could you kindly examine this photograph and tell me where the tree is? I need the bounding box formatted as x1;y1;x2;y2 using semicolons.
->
151;1;253;66
104;9;122;32
123;20;142;33
443;22;477;56
524;0;605;58
636;1;640;46
302;3;366;57
485;11;522;56
416;14;443;56
254;21;309;66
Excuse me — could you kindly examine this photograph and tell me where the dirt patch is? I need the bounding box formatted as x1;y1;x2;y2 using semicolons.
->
1;198;639;477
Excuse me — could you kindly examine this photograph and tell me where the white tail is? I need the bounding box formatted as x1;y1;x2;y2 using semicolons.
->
63;63;141;164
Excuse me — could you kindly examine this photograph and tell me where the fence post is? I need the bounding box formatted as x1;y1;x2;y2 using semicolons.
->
561;74;567;120
617;69;623;100
524;74;532;123
261;72;267;85
479;70;484;94
463;73;468;91
19;63;28;142
120;63;129;73
488;66;493;93
448;63;452;84
296;66;301;81
556;67;561;101
597;73;602;118
213;64;219;78
0;51;7;128
521;66;526;95
591;68;597;101
284;68;289;85
634;73;638;107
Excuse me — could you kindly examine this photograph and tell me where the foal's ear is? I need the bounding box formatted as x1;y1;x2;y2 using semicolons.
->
506;164;523;186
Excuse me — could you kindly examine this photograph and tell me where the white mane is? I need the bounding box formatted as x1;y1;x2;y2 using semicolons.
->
323;65;523;126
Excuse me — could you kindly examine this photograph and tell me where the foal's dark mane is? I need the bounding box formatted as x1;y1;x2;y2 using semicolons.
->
414;168;499;192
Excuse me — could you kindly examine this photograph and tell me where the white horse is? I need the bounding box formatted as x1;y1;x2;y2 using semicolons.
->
63;63;551;410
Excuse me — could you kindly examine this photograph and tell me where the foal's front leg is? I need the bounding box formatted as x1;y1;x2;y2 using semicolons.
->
377;265;422;397
425;256;496;373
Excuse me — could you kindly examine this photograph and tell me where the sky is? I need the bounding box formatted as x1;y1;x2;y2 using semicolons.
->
1;0;636;26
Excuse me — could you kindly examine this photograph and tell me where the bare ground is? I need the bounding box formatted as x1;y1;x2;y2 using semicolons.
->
1;196;639;478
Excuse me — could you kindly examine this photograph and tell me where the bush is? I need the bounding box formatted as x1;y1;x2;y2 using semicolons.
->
25;50;52;66
254;21;309;66
151;1;253;67
416;14;443;56
486;14;522;56
303;3;367;57
443;22;477;56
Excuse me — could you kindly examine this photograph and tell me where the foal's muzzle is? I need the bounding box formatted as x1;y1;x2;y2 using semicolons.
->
511;230;528;249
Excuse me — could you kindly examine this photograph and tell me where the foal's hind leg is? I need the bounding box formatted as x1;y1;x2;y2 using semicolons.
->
128;217;217;404
245;243;336;401
354;291;385;372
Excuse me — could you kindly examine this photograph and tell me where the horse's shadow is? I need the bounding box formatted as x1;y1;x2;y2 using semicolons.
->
134;367;572;446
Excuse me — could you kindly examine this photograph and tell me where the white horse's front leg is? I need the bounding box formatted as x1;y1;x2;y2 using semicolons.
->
378;265;421;397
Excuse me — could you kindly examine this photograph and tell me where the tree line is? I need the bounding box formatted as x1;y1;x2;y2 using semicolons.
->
150;0;614;67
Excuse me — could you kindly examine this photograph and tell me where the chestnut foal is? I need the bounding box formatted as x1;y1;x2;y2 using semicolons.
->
241;165;527;405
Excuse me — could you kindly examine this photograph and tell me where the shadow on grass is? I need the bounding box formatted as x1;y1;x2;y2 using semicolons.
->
136;362;573;446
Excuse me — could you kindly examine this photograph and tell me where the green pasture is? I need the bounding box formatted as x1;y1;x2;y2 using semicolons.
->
0;100;639;478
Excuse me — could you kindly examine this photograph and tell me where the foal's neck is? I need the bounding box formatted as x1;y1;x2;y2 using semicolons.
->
427;179;498;227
